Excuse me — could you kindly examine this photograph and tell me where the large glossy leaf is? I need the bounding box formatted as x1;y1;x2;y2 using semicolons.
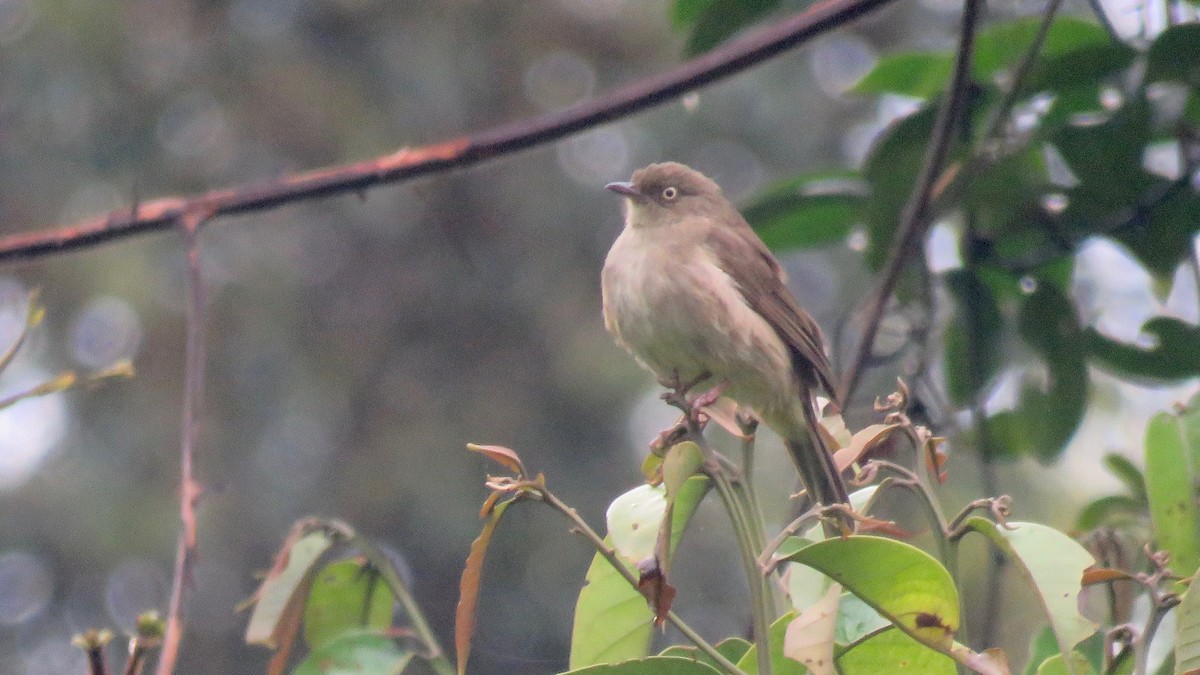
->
1175;566;1200;675
943;269;1004;405
569;477;710;668
960;519;1098;674
1144;398;1200;585
783;536;960;651
303;560;394;650
1085;317;1200;381
736;611;806;675
562;656;721;674
293;631;411;675
838;626;956;674
988;284;1088;461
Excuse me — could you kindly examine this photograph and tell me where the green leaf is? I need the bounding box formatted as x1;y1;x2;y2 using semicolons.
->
569;477;709;669
988;284;1088;461
681;0;782;56
959;519;1098;673
671;0;716;28
303;560;394;650
293;631;411;675
1034;652;1096;675
1103;453;1148;503
1023;626;1059;675
1144;399;1200;585
835;593;890;646
1145;23;1200;88
783;536;960;651
838;626;956;674
246;530;337;647
972;17;1118;81
658;638;752;670
1175;568;1200;675
1053;98;1155;240
742;173;866;252
852;18;1130;97
735;611;805;675
1074;494;1145;531
562;656;721;674
1114;189;1200;280
663;442;704;501
853;53;953;97
942;269;1004;405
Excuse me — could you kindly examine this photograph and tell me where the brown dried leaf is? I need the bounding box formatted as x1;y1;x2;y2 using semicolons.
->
636;557;676;627
699;397;751;439
784;582;840;675
948;643;1010;675
1081;566;1137;586
455;500;512;675
833;423;902;471
466;443;526;476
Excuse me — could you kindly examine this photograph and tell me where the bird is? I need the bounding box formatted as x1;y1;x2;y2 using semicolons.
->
601;161;848;509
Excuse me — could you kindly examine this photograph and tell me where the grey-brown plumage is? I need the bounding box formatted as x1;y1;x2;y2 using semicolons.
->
601;162;848;508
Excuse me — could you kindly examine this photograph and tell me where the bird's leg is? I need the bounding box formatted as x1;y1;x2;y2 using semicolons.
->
689;380;728;410
658;370;712;437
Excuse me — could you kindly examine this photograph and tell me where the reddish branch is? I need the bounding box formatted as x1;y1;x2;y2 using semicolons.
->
156;212;211;675
0;0;897;263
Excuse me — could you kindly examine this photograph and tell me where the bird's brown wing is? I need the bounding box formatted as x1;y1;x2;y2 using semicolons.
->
705;221;839;403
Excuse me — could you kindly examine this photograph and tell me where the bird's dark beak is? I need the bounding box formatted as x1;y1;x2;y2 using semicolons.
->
605;181;640;199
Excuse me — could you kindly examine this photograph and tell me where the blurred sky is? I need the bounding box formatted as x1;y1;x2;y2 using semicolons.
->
0;1;1196;673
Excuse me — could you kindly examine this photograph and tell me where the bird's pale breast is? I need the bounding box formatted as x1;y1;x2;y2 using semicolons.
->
601;223;796;415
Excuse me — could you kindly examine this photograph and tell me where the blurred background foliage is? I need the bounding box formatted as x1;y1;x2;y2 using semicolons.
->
0;0;1197;673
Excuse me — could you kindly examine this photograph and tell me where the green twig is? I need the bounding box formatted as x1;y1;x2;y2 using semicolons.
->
536;489;748;675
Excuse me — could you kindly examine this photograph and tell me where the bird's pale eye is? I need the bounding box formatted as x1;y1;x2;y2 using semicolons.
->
661;186;679;201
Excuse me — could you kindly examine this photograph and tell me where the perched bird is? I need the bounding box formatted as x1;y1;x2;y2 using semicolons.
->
601;161;848;508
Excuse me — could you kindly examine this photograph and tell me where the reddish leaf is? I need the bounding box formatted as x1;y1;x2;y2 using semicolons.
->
636;557;676;627
466;443;527;476
455;500;512;675
1081;567;1137;586
833;423;902;471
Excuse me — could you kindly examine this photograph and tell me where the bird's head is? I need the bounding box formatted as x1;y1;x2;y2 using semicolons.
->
606;162;729;228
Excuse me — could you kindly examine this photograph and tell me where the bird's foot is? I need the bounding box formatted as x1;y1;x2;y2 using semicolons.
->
689;381;727;410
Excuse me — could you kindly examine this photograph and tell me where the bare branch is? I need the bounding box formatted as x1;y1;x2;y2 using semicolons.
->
155;211;211;675
0;0;897;264
838;0;983;404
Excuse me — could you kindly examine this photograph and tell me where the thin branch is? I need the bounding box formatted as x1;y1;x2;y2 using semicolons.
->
838;0;983;405
0;0;899;264
155;210;211;675
537;488;748;675
978;0;1065;146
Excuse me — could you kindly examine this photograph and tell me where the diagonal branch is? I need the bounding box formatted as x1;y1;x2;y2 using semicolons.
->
0;0;898;263
838;0;983;405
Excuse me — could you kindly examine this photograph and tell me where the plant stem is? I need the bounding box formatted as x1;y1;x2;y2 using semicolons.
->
356;538;456;675
538;489;748;675
710;468;775;675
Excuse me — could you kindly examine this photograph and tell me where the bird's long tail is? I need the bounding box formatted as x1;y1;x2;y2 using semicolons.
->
785;397;849;509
